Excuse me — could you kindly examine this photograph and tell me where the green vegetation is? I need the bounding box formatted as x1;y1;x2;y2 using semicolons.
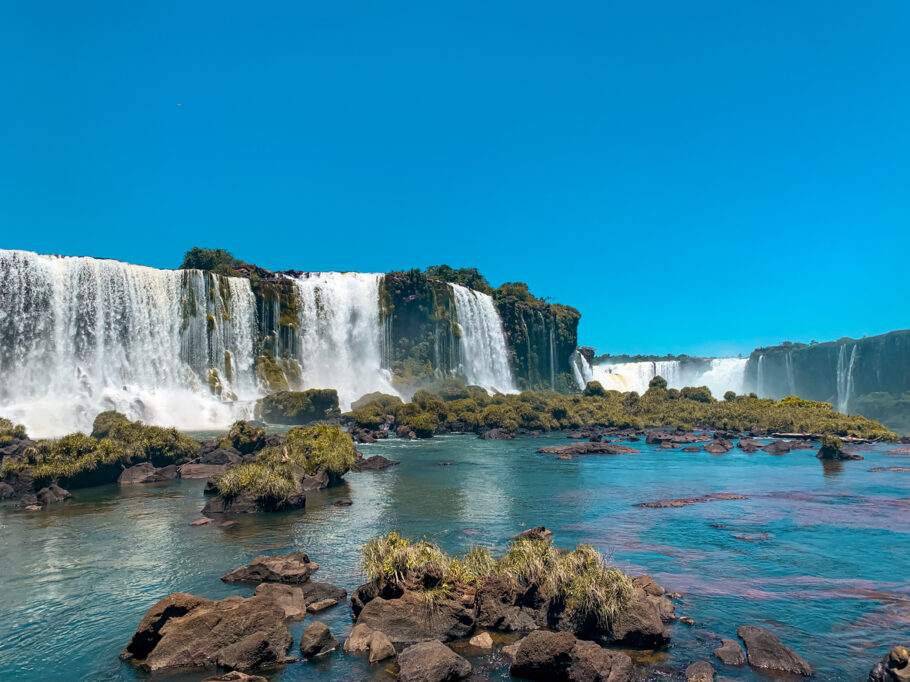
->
216;420;266;454
214;423;356;503
256;389;340;425
180;247;240;276
0;417;28;446
345;378;896;440
2;412;200;485
359;532;633;626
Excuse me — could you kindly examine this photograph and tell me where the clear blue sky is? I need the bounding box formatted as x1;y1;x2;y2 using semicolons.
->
2;1;908;356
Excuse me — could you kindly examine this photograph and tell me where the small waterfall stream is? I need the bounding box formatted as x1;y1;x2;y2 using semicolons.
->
450;283;516;393
836;344;858;413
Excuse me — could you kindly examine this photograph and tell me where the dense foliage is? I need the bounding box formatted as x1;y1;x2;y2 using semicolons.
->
347;378;896;439
360;531;633;625
256;389;340;425
216;423;356;501
1;412;200;485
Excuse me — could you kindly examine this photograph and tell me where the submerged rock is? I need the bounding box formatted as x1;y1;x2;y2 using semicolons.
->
737;625;811;676
479;428;515;440
536;443;640;456
221;552;319;584
179;463;228;479
509;630;633;681
203;489;306;514
299;621;338;659
353;454;400;471
637;493;748;508
761;440;792;455
737;439;763;453
118;462;178;485
704;438;733;454
202;672;267;682
120;593;291;672
36;484;71;505
713;638;745;665
398;640;471;682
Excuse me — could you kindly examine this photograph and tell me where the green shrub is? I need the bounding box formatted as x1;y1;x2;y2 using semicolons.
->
582;381;606;397
649;376;668;390
285;423;356;475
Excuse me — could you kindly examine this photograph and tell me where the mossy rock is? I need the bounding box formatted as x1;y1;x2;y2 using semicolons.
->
257;389;340;425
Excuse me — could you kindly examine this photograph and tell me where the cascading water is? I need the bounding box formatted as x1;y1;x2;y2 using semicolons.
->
292;272;399;410
785;351;796;396
836;344;858;413
570;350;594;389
592;357;747;397
592;360;684;393
0;249;259;437
450;283;516;393
757;354;765;397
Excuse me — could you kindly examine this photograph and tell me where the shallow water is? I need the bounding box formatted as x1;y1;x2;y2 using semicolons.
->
1;433;908;681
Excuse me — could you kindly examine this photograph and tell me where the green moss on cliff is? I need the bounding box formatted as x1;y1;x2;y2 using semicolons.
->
256;389;340;425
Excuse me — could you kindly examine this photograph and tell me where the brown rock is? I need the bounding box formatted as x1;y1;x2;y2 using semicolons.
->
368;630;396;663
343;623;374;653
537;443;640;456
221;552;318;584
179;463;228;479
398;640;471;682
306;598;338;613
253;582;308;619
299;621;338;658
469;632;494;648
713;638;745;665
737;625;811;675
685;660;715;681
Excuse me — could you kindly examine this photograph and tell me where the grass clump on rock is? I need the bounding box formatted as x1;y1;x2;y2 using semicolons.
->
358;532;633;626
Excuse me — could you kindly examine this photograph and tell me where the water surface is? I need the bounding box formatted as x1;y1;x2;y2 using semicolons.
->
1;433;908;681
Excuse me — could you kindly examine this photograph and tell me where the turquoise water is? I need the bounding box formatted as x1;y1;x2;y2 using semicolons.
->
1;433;908;681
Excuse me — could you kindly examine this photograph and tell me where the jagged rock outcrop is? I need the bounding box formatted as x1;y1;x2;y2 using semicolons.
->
737;625;811;676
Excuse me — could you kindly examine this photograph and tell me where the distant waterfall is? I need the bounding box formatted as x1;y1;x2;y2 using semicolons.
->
0;249;258;437
757;354;765;396
548;325;557;390
570;350;594;389
293;273;399;410
785;351;796;396
592;357;747;397
593;360;683;393
836;344;858;413
450;283;515;393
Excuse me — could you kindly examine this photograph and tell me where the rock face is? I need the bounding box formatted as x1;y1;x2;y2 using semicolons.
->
713;638;745;665
202;489;306;514
179;463;229;479
869;644;910;682
761;440;791;455
119;462;179;485
253;583;308;619
509;630;633;681
536;443;640;456
36;484;71;505
685;660;715;681
299;621;338;658
356;590;475;644
221;552;319;584
737;625;811;676
397;640;471;682
120;593;292;672
353;454;400;471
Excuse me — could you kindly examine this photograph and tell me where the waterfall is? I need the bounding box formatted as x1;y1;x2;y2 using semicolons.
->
450;283;515;393
591;357;747;397
699;358;747;398
570;350;594;389
836;344;858;413
548;324;557;390
292;272;399;411
785;351;796;396
592;360;683;394
757;354;765;396
0;249;259;437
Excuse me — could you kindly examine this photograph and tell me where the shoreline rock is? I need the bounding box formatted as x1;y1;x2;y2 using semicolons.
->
221;552;319;584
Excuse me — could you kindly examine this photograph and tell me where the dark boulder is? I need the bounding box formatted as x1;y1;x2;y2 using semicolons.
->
479;428;515;440
713;638;745;665
203;490;306;514
200;448;243;466
537;443;640;456
353;455;400;471
510;630;632;681
476;573;545;631
356;589;475;643
179;463;229;479
514;526;554;542
120;593;291;672
737;625;811;675
869;644;910;682
737;439;763;453
704;438;733;454
300;581;347;605
37;484;71;505
816;436;863;461
299;621;338;659
681;446;702;453
0;481;15;499
608;588;669;647
397;640;471;682
761;441;792;455
119;462;179;485
221;552;319;584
